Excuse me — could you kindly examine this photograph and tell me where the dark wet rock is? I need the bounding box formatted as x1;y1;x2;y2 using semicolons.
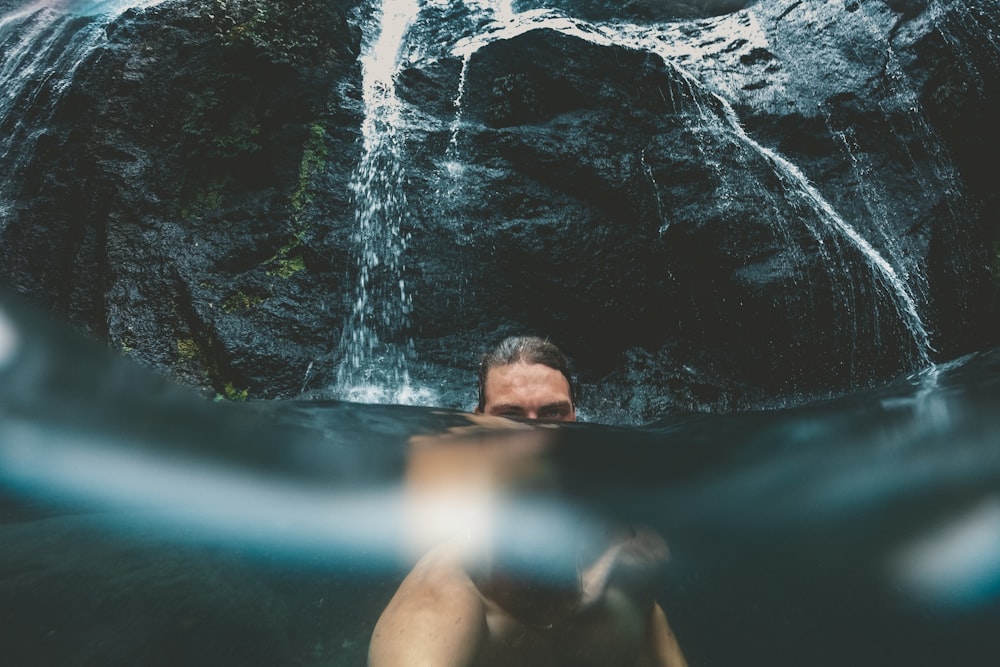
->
0;0;997;421
515;0;754;22
401;27;917;411
1;0;364;399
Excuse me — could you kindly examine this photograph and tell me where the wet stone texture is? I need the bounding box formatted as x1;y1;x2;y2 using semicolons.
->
0;0;997;420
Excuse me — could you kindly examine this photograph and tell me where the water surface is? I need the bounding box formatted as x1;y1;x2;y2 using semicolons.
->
2;295;1000;665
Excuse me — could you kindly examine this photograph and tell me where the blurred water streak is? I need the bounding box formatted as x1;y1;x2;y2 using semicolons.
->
2;293;1000;664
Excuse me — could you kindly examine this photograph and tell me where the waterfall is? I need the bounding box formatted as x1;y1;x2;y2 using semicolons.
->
0;1;163;224
444;53;470;177
447;3;935;368
930;0;999;100
335;0;426;404
822;1;970;309
751;135;933;366
438;0;515;192
641;149;668;234
2;0;978;413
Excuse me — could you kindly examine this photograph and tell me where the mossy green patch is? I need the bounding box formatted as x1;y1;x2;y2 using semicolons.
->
223;381;249;401
177;338;201;362
222;291;266;313
291;122;328;214
258;121;326;279
178;177;226;221
267;254;305;278
208;0;348;67
181;85;263;161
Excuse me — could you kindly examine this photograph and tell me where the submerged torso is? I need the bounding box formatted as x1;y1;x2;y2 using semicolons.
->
475;585;651;667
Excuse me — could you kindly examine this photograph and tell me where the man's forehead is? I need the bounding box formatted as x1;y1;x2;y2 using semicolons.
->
483;362;571;400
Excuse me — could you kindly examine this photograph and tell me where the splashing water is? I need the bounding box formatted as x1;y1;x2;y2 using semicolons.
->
335;0;430;405
821;1;970;308
434;0;515;195
446;3;934;367
642;33;934;365
0;1;164;223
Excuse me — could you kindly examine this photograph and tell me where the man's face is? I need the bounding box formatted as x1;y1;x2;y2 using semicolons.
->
477;362;576;422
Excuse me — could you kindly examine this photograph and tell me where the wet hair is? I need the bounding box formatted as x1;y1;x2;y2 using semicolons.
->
476;336;576;412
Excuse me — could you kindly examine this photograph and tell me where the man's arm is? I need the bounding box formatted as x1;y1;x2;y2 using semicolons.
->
369;545;488;667
638;602;688;667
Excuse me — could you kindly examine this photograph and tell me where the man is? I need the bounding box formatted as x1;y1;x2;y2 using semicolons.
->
369;336;687;667
474;335;577;422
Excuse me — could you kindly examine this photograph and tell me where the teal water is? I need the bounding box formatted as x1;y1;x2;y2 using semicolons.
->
2;293;1000;665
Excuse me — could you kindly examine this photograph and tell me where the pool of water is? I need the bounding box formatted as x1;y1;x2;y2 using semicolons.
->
2;293;1000;665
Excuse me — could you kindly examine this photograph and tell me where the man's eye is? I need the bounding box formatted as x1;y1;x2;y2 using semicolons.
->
540;408;568;419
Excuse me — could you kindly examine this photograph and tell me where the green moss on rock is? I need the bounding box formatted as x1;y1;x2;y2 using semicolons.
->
208;0;353;67
222;291;266;313
266;253;305;278
223;381;249;401
177;337;202;361
291;121;328;213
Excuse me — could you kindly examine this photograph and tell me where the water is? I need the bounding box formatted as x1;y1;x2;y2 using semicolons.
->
929;0;999;99
743;128;933;364
3;291;1000;665
0;1;164;222
0;0;951;406
447;2;934;367
833;0;969;306
335;0;425;405
0;3;994;660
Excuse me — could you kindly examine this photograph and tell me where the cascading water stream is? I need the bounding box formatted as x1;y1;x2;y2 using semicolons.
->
335;0;426;404
820;1;972;309
0;0;957;406
447;2;934;368
601;9;936;365
0;1;163;223
928;0;999;100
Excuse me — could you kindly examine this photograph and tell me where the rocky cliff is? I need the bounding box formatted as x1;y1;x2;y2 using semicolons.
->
0;0;996;421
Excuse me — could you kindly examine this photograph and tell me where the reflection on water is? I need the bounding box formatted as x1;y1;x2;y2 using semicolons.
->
893;497;1000;607
2;292;1000;665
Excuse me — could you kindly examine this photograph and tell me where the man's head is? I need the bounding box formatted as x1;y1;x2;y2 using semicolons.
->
475;336;576;422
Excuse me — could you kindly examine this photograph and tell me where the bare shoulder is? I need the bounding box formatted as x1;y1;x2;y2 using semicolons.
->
369;542;488;667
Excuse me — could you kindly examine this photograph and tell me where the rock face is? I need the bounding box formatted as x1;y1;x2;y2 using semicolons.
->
0;0;997;422
1;0;364;398
518;0;754;21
